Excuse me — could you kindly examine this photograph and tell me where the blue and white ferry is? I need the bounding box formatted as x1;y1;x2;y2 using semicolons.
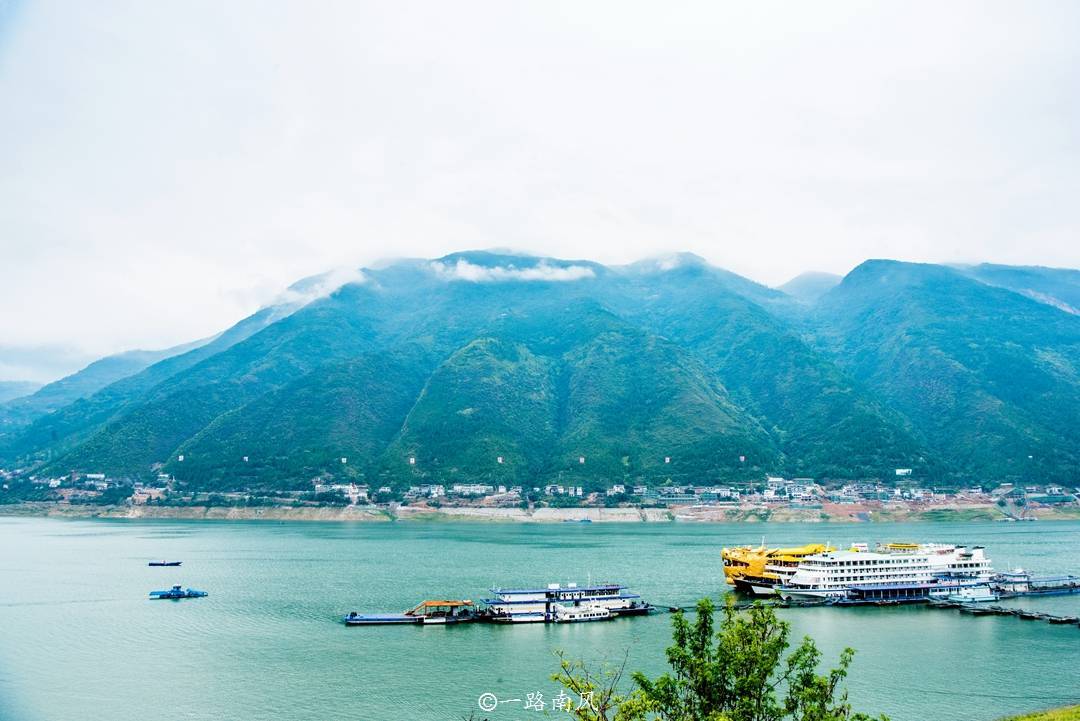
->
483;582;652;623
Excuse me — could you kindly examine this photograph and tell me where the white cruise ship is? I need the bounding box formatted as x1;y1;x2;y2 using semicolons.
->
935;545;994;582
483;582;651;623
777;544;994;602
778;550;937;601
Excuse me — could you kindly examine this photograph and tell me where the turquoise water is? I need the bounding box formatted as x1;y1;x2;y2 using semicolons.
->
1;517;1079;721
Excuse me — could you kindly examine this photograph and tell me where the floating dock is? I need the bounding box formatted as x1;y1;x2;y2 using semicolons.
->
343;600;478;626
924;600;1079;627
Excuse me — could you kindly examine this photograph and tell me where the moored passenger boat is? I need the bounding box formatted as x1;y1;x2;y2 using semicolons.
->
745;544;834;596
777;544;996;603
943;585;998;603
552;602;612;623
993;569;1080;596
722;543;833;596
483;582;651;623
721;543;769;588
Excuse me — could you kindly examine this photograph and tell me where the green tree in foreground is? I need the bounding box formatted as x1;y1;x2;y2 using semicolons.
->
551;598;887;721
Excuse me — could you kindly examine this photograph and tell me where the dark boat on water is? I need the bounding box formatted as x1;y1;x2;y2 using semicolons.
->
148;561;182;567
959;604;995;615
930;600;962;609
149;585;207;600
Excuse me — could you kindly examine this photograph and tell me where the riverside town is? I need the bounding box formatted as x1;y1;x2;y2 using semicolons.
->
3;465;1078;523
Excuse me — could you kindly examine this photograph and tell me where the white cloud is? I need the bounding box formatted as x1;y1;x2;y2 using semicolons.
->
274;267;368;306
429;259;596;283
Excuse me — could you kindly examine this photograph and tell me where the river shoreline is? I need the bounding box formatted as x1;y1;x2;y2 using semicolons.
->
3;501;1079;523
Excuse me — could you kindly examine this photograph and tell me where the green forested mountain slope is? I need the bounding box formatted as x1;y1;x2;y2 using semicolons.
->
166;345;437;490
611;259;927;479
814;260;1080;484
4;251;1078;489
0;302;297;463
47;293;388;475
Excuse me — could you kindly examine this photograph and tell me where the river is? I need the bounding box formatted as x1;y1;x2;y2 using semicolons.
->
1;517;1079;721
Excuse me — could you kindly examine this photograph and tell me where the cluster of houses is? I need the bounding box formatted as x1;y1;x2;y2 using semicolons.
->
3;466;1079;510
821;481;1080;506
393;478;1080;509
404;483;521;500
13;470;123;490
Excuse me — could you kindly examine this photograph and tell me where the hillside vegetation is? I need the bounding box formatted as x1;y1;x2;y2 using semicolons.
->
1;251;1078;492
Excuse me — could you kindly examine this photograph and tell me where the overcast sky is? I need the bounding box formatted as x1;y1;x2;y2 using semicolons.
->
1;0;1079;381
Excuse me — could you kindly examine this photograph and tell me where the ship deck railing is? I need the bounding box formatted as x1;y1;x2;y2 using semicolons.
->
483;593;640;605
489;583;624;594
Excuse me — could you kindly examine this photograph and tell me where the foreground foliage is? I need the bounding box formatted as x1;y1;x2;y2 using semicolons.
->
552;599;887;721
1001;708;1080;721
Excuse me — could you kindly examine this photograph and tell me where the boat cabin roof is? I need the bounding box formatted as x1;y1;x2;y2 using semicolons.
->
490;583;624;594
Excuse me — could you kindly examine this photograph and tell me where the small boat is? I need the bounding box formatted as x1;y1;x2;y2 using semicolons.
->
944;585;998;604
148;561;182;567
149;584;207;600
1018;611;1043;620
553;603;612;623
562;519;593;523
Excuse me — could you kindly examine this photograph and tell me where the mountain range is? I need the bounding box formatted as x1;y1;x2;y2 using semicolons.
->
1;251;1078;491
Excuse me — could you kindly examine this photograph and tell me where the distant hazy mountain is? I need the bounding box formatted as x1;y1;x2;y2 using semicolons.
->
2;251;1078;489
777;272;843;304
0;340;208;432
0;381;40;404
0;344;98;387
956;263;1080;315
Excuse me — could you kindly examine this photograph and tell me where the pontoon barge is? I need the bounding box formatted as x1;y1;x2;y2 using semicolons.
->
343;600;478;626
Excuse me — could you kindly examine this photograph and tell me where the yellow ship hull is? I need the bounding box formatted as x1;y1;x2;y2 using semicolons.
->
721;543;835;589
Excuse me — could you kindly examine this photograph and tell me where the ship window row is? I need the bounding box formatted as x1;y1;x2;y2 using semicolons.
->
829;575;930;583
812;560;930;568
